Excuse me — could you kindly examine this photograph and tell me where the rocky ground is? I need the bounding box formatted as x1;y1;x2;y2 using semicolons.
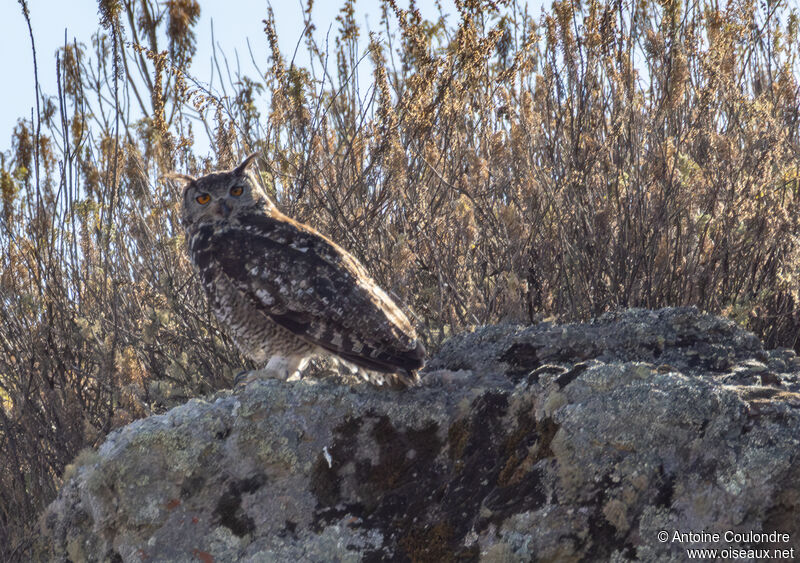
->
38;307;800;561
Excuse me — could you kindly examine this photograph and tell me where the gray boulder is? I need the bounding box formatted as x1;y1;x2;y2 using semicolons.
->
39;307;800;561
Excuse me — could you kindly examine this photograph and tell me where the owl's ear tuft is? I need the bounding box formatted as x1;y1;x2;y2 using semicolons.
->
162;173;196;195
233;152;260;176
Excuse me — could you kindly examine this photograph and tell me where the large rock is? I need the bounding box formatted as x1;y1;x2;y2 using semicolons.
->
39;308;800;561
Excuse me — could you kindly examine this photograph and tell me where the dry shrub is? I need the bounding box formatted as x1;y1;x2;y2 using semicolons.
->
1;0;799;557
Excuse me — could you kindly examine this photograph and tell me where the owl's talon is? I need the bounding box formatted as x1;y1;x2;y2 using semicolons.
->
233;361;296;389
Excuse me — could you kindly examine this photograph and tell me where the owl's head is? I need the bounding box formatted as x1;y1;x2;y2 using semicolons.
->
179;153;275;229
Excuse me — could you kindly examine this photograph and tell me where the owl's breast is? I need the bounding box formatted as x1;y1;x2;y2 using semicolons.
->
186;225;310;363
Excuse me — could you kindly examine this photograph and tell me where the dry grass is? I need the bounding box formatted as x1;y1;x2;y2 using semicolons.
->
1;0;799;557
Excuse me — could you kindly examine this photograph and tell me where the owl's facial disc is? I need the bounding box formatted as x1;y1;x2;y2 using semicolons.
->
191;189;233;223
180;154;276;229
211;199;231;218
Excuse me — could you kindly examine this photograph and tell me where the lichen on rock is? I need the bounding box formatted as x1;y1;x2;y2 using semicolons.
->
38;308;800;561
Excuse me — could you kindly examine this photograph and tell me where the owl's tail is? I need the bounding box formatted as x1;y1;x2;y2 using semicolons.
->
324;338;425;388
334;354;423;389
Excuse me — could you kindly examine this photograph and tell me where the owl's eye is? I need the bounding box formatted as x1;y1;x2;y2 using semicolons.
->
196;193;211;205
230;185;244;197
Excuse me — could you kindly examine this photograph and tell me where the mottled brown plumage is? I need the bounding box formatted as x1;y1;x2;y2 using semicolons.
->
178;153;425;387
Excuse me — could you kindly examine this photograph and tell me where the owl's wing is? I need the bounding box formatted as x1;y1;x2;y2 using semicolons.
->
194;211;425;375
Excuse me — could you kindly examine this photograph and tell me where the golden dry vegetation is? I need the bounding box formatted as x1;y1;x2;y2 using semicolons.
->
1;0;799;557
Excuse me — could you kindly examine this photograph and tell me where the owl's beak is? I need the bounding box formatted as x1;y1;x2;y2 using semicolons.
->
211;200;231;218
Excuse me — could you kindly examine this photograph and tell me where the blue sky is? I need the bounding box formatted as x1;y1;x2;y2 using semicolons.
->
1;1;472;157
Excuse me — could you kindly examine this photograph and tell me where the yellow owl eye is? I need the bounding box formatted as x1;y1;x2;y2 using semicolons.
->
196;193;211;205
230;185;244;197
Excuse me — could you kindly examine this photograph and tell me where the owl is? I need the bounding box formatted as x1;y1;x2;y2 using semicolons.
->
177;153;425;387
